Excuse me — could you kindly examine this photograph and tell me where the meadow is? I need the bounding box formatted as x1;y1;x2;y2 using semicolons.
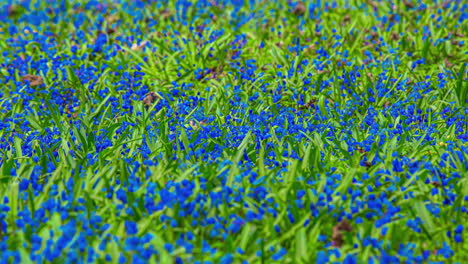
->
0;0;467;263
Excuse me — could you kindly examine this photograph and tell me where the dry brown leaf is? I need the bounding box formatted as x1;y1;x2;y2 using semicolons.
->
131;41;148;51
143;92;161;108
22;74;43;86
293;2;306;16
332;220;353;248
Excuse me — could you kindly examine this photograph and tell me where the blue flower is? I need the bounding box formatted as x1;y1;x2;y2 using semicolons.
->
454;225;463;234
344;254;357;264
125;221;138;235
437;242;454;259
19;179;29;191
164;243;174;253
118;254;127;264
220;254;233;264
316;251;328;263
272;248;287;261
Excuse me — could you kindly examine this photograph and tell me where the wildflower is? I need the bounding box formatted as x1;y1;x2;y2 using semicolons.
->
272;248;287;261
125;221;138;235
164;243;174;253
118;255;127;264
437;242;454;259
316;251;329;263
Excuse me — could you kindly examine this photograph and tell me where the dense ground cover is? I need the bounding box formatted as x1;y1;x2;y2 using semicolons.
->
0;0;467;263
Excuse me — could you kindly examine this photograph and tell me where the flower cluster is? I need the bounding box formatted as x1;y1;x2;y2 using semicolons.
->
0;0;467;263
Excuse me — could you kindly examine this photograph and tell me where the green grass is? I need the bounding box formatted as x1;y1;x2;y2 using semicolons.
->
0;0;467;263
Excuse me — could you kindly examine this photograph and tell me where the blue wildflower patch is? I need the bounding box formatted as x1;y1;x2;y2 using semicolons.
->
0;0;467;263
